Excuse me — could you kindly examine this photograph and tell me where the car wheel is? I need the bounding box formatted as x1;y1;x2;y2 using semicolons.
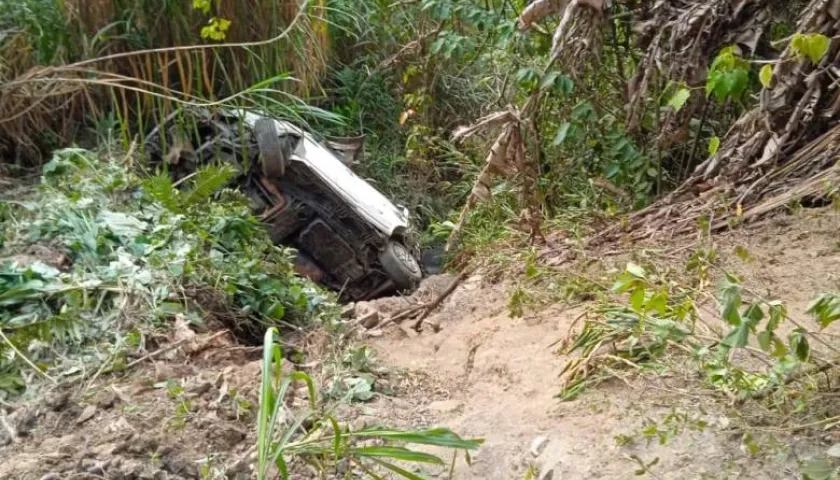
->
379;240;423;290
255;118;287;178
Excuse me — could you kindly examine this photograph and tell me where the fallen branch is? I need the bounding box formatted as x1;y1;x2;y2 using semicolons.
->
740;361;835;404
412;270;469;331
377;304;427;329
125;329;230;369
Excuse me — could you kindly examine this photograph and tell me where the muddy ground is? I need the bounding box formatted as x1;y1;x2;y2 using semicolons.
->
1;209;838;479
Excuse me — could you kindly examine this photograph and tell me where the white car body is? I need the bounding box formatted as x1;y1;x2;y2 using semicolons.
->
238;111;411;238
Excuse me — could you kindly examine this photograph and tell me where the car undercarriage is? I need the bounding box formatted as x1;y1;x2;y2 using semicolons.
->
146;109;423;301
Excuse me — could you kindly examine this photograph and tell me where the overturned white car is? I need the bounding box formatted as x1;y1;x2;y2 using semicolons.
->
147;109;423;300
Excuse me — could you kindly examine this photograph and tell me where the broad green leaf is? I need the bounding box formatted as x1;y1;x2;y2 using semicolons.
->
540;71;561;91
718;274;742;325
626;262;646;278
515;67;539;86
759;64;773;88
28;262;60;279
630;287;646;313
99;211;148;238
757;331;772;352
552;122;572;146
706;70;721;97
767;300;787;332
723;68;749;99
806;34;831;64
711;46;739;70
790;329;811;362
351;446;445;464
557;76;575;95
800;457;835;480
771;336;789;358
807;293;840;328
722;323;750;348
570;101;596;121
646;291;668;315
793;33;831;65
708;136;721;156
611;272;638;293
743;303;764;324
667;88;691;112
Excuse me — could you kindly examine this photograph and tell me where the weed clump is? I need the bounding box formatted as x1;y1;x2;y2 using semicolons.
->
0;148;334;397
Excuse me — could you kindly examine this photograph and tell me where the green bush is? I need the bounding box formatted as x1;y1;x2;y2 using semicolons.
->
0;149;333;396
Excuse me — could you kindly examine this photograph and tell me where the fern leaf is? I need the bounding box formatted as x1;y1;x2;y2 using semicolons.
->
143;174;182;213
183;164;236;207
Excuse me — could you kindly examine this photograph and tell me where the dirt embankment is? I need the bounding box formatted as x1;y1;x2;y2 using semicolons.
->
363;209;839;479
1;209;838;479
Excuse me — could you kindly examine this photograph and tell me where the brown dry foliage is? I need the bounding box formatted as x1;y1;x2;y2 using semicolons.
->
0;0;329;167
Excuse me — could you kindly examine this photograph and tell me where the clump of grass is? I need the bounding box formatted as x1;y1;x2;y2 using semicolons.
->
256;327;483;479
0;0;344;165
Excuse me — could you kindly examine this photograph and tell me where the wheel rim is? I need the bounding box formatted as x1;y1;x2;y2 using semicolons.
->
393;242;420;275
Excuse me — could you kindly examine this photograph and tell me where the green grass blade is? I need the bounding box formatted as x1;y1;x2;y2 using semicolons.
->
327;414;342;460
257;328;280;479
183;164;235;207
370;458;428;480
348;428;484;450
349;446;445;465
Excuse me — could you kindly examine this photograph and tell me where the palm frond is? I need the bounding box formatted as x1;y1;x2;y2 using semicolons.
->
142;174;181;213
183;164;236;207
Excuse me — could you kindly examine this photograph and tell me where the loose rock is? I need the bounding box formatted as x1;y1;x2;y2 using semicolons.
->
358;310;381;329
76;405;97;425
341;302;356;319
530;436;549;458
425;399;462;414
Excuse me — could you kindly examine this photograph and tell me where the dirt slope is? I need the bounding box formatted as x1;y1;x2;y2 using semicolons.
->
365;209;839;479
1;209;838;479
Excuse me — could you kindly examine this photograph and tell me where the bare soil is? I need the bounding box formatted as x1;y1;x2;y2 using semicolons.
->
364;209;840;479
1;209;838;479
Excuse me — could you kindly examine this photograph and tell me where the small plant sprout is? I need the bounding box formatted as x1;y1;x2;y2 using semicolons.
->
256;328;483;479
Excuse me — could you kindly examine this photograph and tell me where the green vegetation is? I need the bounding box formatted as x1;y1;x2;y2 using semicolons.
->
3;0;834;253
256;328;482;479
556;259;838;401
0;149;331;394
2;0;840;477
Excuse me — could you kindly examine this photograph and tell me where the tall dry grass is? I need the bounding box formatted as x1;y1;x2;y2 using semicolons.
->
0;0;332;167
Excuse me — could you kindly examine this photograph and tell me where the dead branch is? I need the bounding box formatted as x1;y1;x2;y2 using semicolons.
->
446;125;515;252
411;270;469;331
519;0;570;30
741;361;835;404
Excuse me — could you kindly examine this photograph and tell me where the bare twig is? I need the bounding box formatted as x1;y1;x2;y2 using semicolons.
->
122;330;229;370
0;329;57;384
412;270;470;331
741;361;835;404
0;410;19;444
377;305;427;329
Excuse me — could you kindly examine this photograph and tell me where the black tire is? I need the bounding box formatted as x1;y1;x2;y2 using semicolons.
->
255;118;287;178
379;240;423;290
